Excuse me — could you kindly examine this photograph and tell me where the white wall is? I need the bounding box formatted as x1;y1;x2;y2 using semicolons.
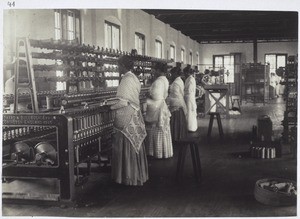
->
3;9;55;83
199;43;252;66
199;41;298;72
258;42;298;62
80;9;200;64
3;9;55;59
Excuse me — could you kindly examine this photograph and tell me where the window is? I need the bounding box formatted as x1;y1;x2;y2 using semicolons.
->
105;21;120;50
189;51;193;65
54;9;81;91
213;55;235;83
54;9;81;42
135;32;145;55
54;11;61;40
104;21;121;88
181;48;185;64
155;40;162;59
170;45;175;61
265;54;287;75
67;11;75;40
196;52;199;66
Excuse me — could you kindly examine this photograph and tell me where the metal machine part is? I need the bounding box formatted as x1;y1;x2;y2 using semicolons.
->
34;142;57;166
10;141;34;163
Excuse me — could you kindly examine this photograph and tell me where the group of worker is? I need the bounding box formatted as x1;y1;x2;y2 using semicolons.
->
110;55;198;186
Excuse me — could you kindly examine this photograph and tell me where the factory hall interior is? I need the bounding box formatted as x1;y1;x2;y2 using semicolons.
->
2;8;298;217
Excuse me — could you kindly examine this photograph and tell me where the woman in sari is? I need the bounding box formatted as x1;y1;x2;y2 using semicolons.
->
184;65;198;132
167;66;187;141
110;55;148;186
144;62;173;159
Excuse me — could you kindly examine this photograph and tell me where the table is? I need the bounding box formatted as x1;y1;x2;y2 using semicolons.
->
204;84;230;118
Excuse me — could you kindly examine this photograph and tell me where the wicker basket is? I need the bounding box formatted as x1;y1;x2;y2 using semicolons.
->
254;178;297;206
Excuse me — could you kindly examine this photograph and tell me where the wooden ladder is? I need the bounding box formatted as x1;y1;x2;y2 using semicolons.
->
14;37;39;113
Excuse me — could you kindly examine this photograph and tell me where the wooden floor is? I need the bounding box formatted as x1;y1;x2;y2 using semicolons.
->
2;97;297;217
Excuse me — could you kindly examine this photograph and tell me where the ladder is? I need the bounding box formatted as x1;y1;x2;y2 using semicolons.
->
14;37;39;113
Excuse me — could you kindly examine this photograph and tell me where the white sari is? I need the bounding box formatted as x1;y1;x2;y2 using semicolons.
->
184;75;198;132
168;76;187;114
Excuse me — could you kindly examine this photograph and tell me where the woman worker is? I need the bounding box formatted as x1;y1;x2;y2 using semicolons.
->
184;65;198;132
110;55;149;186
144;62;173;159
167;65;187;141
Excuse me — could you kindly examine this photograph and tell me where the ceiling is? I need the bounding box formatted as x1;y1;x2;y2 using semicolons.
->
143;10;298;44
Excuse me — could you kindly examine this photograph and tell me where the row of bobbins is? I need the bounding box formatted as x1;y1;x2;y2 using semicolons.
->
3;127;54;141
250;146;276;159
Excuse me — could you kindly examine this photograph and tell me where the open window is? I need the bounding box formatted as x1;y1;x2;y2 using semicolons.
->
170;44;175;61
105;21;121;50
265;54;287;76
196;52;199;67
189;51;193;65
135;32;145;55
54;9;81;42
54;9;81;91
181;48;185;64
213;54;235;83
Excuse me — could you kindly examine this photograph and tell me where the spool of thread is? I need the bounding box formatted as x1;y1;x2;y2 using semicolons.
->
271;148;276;158
261;147;265;159
266;148;270;159
46;96;53;110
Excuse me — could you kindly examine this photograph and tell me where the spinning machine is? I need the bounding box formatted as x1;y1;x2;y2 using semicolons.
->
2;38;168;204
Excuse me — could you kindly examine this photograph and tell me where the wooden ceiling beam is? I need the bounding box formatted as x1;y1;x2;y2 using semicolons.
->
193;34;297;41
183;28;297;36
175;21;297;31
196;36;297;41
143;10;296;20
166;17;296;25
190;32;297;38
198;38;297;44
142;10;298;42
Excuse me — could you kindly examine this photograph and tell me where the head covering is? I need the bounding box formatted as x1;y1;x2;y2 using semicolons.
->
153;62;167;72
131;49;138;56
118;55;134;71
183;64;192;75
204;69;210;75
170;66;181;77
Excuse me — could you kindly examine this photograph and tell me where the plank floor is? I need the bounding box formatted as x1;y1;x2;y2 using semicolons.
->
2;97;297;217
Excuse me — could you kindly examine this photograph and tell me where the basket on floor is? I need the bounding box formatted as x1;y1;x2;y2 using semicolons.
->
254;178;297;206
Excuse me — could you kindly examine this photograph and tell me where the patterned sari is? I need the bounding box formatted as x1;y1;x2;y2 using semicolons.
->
111;71;149;186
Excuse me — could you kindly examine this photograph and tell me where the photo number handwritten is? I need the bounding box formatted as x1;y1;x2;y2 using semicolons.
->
7;1;15;7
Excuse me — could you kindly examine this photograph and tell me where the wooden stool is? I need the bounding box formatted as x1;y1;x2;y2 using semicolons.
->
175;130;202;183
207;112;224;139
